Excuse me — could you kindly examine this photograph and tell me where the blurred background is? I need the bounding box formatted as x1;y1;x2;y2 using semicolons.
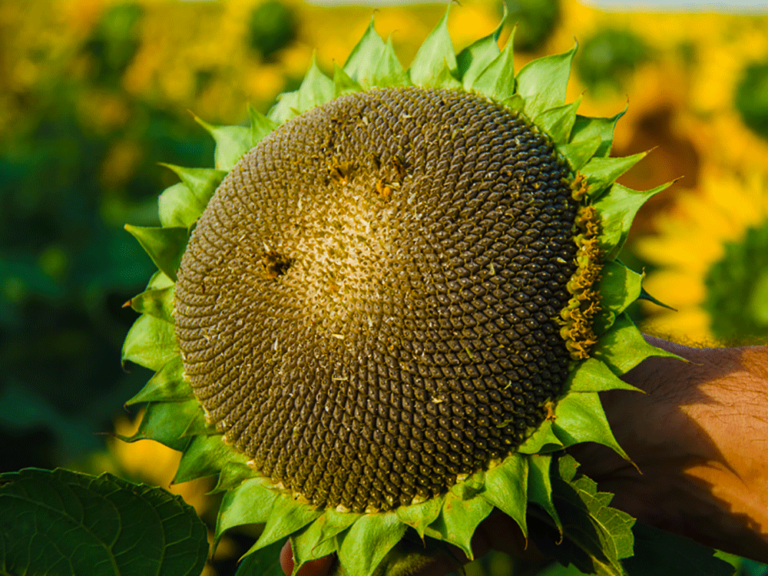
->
2;0;768;574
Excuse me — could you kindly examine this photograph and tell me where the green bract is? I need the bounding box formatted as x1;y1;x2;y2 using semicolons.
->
122;9;677;575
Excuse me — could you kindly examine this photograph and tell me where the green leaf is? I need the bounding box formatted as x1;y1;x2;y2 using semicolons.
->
396;496;444;539
211;461;256;494
430;492;493;560
249;110;278;153
297;54;334;112
373;36;408;87
556;455;635;563
337;512;406;576
582;152;647;200
536;98;581;143
344;17;386;88
527;454;561;533
625;523;735;576
174;434;247;484
567;358;642;393
119;399;205;452
235;540;284;576
124;225;188;282
551;392;629;460
291;518;337;574
268;90;300;123
570;109;626;158
518;419;564;454
557;135;602;172
595;181;674;261
250;494;322;553
593;313;683;375
0;469;208;576
216;477;279;541
516;45;577;121
456;17;504;90
193;115;252;171
121;314;177;371
126;356;192;405
450;469;485;501
599;261;643;316
333;63;363;97
431;60;462;89
128;285;174;324
408;9;457;87
158;183;204;229
482;453;528;536
318;509;361;543
471;31;516;101
638;285;676;311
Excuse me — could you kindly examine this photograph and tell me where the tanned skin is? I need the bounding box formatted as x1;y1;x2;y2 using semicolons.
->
281;337;768;575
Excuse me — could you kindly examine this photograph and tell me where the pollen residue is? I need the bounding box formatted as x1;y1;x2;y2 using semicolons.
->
561;204;602;360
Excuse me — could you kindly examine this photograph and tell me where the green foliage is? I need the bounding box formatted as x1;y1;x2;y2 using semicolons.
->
735;60;768;140
503;0;561;52
248;0;297;59
576;29;649;94
0;468;208;576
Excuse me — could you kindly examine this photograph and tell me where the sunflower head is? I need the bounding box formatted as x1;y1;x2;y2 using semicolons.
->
122;9;677;575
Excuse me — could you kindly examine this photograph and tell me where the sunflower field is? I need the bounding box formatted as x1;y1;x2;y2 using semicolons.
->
1;1;768;575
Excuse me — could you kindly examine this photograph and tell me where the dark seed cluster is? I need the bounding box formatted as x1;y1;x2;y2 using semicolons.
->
175;87;579;512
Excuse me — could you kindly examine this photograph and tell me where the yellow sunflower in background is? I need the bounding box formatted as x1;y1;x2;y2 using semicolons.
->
636;168;768;345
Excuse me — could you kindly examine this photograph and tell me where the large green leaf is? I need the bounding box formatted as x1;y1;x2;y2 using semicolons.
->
482;454;528;536
516;46;576;121
408;9;457;87
337;512;407;576
126;356;192;405
124;225;188;282
121;314;177;371
343;17;386;88
593;313;682;375
429;492;494;559
0;469;208;576
595;182;674;261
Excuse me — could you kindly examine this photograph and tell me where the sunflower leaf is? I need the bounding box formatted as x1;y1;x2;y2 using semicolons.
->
536;98;581;143
118;399;203;451
593;313;684;375
471;31;516;101
517;419;564;454
528;454;561;534
291;519;337;574
482;453;528;536
396;496;444;539
126;356;192;405
344;17;386;87
552;392;629;460
374;36;408;86
249;105;279;145
567;358;642;393
558;135;602;172
539;455;635;575
160;165;227;216
595;181;674;261
408;9;457;87
234;540;284;576
128;285;174;324
211;461;256;494
516;45;576;121
319;509;361;543
297;55;334;112
456;16;504;90
583;152;647;200
158;183;205;229
337;512;407;576
122;314;177;371
333;63;362;97
193;116;251;171
124;225;188;282
570;109;626;158
174;434;247;484
268;90;301;123
430;492;494;560
599;261;643;316
0;469;208;576
250;495;323;553
216;477;279;541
